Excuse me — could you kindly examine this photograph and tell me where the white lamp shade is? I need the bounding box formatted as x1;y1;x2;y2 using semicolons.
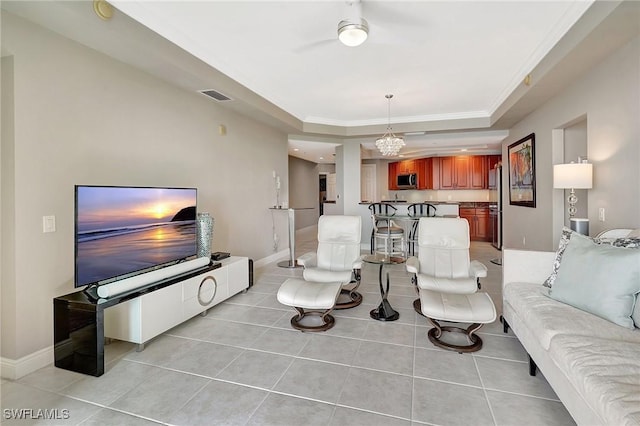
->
553;163;593;189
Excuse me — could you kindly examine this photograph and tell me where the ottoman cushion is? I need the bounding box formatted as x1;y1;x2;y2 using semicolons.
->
420;290;496;324
277;278;342;310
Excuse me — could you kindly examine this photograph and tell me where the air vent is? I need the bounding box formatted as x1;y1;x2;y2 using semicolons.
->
198;89;233;102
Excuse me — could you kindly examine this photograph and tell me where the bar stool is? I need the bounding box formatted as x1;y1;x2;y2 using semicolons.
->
407;203;436;255
368;203;395;253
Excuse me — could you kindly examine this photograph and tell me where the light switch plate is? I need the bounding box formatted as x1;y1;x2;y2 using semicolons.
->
43;215;56;233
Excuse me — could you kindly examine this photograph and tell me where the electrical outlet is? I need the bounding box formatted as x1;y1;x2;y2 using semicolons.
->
522;236;526;246
598;207;605;222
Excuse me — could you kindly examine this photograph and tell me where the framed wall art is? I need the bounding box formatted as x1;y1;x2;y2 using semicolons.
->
508;133;536;208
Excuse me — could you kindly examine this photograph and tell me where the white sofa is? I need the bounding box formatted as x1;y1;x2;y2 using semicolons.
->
502;248;640;426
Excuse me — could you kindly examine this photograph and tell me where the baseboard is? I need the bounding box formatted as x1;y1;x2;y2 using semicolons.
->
1;345;53;380
254;249;289;269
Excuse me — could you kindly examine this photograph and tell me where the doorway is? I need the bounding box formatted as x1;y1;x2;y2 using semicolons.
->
319;174;327;215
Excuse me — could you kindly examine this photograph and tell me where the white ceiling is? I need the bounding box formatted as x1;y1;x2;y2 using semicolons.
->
106;0;590;163
111;0;591;127
5;0;637;164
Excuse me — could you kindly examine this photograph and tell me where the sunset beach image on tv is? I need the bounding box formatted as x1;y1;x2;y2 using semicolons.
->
75;186;197;287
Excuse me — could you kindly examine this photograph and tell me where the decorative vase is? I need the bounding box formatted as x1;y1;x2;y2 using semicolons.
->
196;212;214;258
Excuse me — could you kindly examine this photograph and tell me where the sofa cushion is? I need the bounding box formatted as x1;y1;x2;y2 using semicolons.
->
548;334;640;426
503;283;640;350
549;232;640;329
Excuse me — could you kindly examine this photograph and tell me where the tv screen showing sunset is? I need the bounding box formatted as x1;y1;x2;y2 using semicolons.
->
75;186;197;287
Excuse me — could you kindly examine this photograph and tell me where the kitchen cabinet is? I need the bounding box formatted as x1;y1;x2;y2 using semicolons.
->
397;159;416;174
439;156;471;189
469;155;487;189
388;158;433;190
438;155;492;189
417;158;433;189
389;155;490;190
388;162;398;190
459;206;490;241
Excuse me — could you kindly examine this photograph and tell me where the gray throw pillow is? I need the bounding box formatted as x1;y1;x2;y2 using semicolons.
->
549;232;640;329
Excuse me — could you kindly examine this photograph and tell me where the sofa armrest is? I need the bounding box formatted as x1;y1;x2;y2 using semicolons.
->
502;249;556;291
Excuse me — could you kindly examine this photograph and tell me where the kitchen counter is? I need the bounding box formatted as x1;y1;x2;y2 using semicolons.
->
458;202;494;208
359;201;460;205
356;202;461;249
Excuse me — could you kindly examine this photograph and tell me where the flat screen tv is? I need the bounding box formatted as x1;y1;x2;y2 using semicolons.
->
74;185;198;288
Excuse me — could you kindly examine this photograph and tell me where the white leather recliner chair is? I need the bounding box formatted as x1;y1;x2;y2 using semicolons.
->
297;215;364;309
406;217;496;352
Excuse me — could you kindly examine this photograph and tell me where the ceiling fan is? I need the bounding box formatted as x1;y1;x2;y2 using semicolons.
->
294;1;369;52
294;1;419;53
337;1;368;47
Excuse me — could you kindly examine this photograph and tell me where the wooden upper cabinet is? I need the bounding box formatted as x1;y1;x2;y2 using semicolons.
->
439;156;471;189
437;155;492;189
438;157;455;189
388;162;398;190
389;156;493;190
416;158;433;189
388;159;435;190
454;156;470;188
469;156;486;189
398;160;416;174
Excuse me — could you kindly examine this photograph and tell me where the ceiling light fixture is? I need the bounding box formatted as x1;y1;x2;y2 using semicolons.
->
375;94;405;156
338;18;369;47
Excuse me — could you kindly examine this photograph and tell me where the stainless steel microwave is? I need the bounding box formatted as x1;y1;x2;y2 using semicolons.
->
397;173;417;189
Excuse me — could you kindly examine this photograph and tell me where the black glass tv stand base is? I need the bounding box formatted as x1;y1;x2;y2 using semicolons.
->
54;263;223;377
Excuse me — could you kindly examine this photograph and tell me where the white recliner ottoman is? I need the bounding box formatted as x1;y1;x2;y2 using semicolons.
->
277;278;342;332
420;289;496;352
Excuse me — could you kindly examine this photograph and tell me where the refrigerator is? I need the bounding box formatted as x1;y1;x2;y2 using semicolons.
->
489;165;502;250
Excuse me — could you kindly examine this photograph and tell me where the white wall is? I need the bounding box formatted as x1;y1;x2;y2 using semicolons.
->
1;12;289;363
503;36;640;251
562;119;588;222
288;156;319;229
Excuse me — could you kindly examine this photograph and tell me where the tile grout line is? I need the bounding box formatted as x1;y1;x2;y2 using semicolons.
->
472;354;499;426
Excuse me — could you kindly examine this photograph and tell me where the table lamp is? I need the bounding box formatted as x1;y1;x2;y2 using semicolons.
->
553;161;593;234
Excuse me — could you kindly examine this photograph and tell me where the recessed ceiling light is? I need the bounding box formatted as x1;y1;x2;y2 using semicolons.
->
461;149;468;152
319;157;324;160
293;148;299;151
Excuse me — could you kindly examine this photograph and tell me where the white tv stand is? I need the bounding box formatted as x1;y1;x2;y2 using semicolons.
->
104;256;249;351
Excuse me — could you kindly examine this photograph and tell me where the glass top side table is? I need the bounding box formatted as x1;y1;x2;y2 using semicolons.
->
362;254;406;321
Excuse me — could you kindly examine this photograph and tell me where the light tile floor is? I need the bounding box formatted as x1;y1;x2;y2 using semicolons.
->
1;230;575;425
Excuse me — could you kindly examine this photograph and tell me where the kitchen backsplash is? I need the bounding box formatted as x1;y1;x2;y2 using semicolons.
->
381;189;498;203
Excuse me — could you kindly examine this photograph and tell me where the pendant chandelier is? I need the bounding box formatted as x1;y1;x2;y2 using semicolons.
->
375;94;405;156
